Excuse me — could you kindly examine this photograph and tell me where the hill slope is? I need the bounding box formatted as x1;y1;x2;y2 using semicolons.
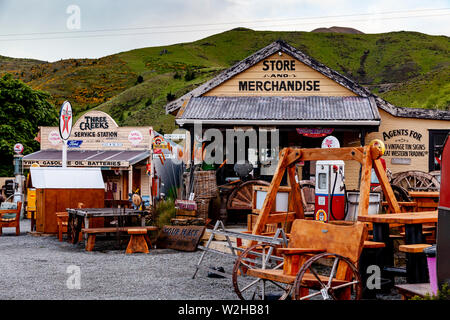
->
1;28;449;133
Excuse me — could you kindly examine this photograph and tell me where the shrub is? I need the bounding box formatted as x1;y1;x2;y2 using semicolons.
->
184;67;196;81
411;283;450;300
155;198;176;228
136;75;144;84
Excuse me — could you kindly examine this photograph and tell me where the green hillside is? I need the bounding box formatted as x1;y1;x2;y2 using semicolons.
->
1;28;449;133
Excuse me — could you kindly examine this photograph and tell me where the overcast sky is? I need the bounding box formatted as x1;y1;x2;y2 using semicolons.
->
0;0;449;62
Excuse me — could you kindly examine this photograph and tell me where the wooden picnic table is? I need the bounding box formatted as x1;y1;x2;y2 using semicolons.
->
66;208;150;244
358;211;437;285
408;191;440;212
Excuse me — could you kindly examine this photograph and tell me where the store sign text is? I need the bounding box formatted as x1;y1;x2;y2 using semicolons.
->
23;160;127;167
79;116;110;130
239;59;320;92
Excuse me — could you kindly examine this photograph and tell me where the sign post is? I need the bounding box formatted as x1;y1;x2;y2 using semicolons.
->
59;101;73;168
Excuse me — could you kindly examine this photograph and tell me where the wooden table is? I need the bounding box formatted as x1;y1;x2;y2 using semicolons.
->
66;208;149;244
408;192;440;212
358;211;437;285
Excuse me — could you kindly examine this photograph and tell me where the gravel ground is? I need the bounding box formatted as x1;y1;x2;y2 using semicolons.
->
0;220;403;300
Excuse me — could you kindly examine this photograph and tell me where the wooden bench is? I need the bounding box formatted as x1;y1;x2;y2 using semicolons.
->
126;228;150;254
82;226;158;252
399;244;431;284
399;244;431;253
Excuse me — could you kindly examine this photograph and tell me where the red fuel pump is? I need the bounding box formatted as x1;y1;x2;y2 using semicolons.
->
314;160;346;222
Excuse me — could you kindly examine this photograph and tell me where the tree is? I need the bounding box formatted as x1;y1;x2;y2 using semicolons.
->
0;74;58;176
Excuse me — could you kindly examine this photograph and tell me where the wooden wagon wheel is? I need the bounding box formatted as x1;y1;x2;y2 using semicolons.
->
293;253;362;300
232;244;291;300
391;170;440;192
373;184;412;202
226;180;270;210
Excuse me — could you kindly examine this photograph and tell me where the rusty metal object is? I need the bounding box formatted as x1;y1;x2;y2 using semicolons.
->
391;170;440;192
226;180;270;210
293;253;362;300
232;243;291;300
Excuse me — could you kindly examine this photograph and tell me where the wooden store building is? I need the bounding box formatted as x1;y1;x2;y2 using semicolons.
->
165;40;450;190
22;110;155;204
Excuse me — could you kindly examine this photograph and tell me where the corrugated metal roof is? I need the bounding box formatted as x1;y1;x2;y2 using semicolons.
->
178;96;380;123
23;150;150;166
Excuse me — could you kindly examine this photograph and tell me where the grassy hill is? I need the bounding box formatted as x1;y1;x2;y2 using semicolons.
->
1;28;449;133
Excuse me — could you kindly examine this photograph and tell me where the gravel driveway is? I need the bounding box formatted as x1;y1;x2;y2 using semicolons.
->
0;220;237;300
0;220;403;300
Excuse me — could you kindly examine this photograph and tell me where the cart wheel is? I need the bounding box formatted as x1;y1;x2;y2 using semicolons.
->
293;253;362;300
232;244;292;300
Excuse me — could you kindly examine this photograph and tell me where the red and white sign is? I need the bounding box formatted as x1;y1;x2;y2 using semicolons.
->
321;135;340;149
59;101;73;140
128;130;143;146
48;130;62;145
14;143;24;154
296;128;334;138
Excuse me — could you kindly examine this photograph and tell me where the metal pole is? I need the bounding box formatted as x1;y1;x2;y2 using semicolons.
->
62;140;68;168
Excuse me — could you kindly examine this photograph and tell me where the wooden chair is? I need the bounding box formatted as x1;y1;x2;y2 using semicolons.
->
234;219;368;300
0;202;22;236
299;181;315;219
56;212;69;242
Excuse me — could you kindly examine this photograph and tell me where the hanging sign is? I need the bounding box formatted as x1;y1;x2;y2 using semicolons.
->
152;136;168;154
297;128;334;138
59;101;73;140
321;135;340;149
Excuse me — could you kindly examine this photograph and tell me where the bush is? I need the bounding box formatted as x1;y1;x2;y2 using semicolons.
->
173;72;181;79
136;75;144;84
155;198;176;228
184;67;196;81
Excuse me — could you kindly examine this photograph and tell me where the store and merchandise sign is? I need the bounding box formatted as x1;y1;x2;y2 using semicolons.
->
238;58;321;93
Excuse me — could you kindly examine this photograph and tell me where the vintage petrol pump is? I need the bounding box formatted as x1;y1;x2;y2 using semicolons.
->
314;136;346;222
314;160;346;222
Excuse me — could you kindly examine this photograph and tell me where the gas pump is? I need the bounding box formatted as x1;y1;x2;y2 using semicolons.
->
314;160;346;222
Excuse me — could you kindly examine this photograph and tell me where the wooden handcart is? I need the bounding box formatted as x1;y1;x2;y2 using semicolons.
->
231;141;400;300
232;219;367;300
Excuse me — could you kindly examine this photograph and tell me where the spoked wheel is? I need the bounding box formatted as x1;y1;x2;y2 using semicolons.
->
232;244;292;300
392;170;440;192
293;253;362;300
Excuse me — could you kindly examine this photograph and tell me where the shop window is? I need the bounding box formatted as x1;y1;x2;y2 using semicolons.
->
429;129;450;172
